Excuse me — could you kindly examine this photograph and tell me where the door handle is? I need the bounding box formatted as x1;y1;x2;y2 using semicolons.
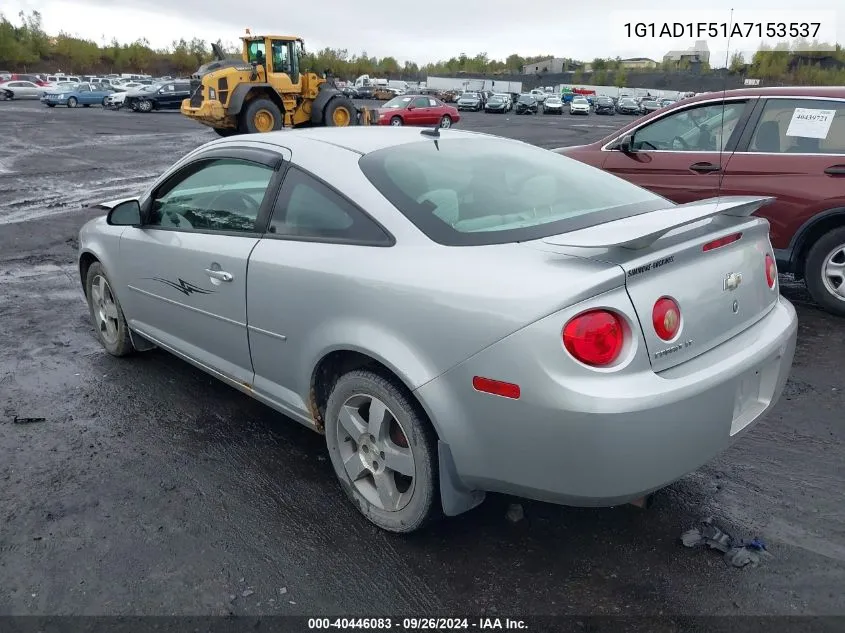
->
205;269;233;282
824;165;845;175
689;162;721;173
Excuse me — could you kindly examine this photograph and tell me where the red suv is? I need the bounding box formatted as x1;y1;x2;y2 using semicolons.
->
558;87;845;316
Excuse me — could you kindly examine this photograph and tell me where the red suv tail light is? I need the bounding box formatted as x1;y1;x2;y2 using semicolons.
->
765;254;777;289
562;310;625;367
652;297;681;341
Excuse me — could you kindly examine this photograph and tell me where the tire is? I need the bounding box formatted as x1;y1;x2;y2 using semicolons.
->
240;97;283;134
439;115;452;128
324;96;357;126
324;370;439;533
137;99;153;113
390;116;403;126
102;97;108;106
85;262;134;357
47;103;55;108
83;104;90;108
804;226;845;316
67;96;78;108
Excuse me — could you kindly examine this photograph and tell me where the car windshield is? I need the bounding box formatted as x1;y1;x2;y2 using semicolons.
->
358;138;666;246
383;96;413;109
518;96;534;104
620;99;635;105
573;98;588;104
461;93;478;99
546;97;561;103
55;83;76;90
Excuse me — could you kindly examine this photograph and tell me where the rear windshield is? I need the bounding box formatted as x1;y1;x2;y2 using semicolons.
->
358;138;667;246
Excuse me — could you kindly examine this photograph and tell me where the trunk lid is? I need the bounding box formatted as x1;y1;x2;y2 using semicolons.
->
528;196;779;372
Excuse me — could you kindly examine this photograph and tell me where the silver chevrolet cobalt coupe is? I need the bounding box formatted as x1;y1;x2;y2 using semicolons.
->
78;127;798;533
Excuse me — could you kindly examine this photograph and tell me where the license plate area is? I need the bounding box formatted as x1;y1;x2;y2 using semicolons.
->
731;365;769;436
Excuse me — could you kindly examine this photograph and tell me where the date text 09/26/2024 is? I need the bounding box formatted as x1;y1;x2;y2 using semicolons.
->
307;618;527;630
623;22;822;39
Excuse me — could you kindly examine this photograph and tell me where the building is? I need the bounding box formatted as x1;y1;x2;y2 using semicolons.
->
663;40;710;66
521;58;568;75
619;57;659;70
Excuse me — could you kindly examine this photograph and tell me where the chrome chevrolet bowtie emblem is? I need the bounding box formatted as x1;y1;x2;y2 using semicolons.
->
723;272;743;291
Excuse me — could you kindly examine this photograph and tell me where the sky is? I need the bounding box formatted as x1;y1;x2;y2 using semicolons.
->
5;0;843;67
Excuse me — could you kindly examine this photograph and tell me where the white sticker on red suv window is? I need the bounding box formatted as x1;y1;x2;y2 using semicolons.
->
786;108;836;139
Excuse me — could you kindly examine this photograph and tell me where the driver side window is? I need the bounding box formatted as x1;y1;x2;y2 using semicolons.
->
149;159;274;233
631;101;747;152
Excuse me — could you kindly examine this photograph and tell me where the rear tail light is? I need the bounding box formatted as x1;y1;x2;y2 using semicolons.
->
765;254;777;289
652;297;681;341
703;232;743;251
562;310;625;367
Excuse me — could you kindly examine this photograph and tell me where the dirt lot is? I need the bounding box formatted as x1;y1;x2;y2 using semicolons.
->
1;101;843;617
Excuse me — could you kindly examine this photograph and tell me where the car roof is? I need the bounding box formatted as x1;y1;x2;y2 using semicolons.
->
684;86;845;101
213;127;516;156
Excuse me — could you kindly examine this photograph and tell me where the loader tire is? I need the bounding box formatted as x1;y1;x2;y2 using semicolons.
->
324;97;357;126
240;98;283;134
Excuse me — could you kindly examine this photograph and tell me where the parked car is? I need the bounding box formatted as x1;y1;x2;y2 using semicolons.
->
616;97;640;115
0;80;47;100
342;85;359;98
529;89;547;103
514;94;538;115
542;96;564;114
569;96;591;115
484;94;510;113
376;94;459;128
594;96;616;115
78;126;797;533
41;82;114;107
640;99;661;114
556;86;845;315
356;86;374;99
660;99;677;108
126;81;191;112
456;92;483;112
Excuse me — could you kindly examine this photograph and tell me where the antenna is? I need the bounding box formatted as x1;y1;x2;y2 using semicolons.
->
717;7;734;198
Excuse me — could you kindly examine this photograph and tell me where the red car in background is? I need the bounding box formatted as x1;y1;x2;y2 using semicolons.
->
376;94;460;129
557;86;845;316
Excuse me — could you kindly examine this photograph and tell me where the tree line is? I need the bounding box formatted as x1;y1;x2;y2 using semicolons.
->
2;11;844;86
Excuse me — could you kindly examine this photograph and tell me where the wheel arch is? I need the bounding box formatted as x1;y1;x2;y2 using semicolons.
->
788;207;845;279
78;251;100;298
228;84;284;117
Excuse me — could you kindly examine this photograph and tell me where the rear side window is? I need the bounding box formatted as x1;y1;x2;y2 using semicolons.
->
747;98;845;154
268;168;392;245
358;138;667;246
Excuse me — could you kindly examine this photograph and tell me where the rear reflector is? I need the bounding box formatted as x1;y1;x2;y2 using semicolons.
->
472;376;521;399
703;232;743;251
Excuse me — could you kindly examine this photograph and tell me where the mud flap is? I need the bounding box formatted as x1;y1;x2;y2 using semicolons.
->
438;441;485;516
128;329;157;352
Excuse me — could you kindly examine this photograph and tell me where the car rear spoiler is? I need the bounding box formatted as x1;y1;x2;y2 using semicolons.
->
542;196;774;250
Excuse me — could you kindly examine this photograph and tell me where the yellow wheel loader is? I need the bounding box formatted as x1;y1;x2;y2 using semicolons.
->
180;31;378;136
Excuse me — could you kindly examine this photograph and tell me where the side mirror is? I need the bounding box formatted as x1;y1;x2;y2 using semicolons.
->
619;134;634;153
107;200;142;226
407;105;415;110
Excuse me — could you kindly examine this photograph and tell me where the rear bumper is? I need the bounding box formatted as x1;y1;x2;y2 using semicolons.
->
416;295;798;507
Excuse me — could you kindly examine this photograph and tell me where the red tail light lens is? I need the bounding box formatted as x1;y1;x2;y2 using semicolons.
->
652;297;681;341
562;310;625;367
765;254;777;289
703;232;743;252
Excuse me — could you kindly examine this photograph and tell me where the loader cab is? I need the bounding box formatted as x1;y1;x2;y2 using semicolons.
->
243;36;302;88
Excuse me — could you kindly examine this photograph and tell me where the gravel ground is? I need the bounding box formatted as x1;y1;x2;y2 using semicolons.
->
0;100;843;618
